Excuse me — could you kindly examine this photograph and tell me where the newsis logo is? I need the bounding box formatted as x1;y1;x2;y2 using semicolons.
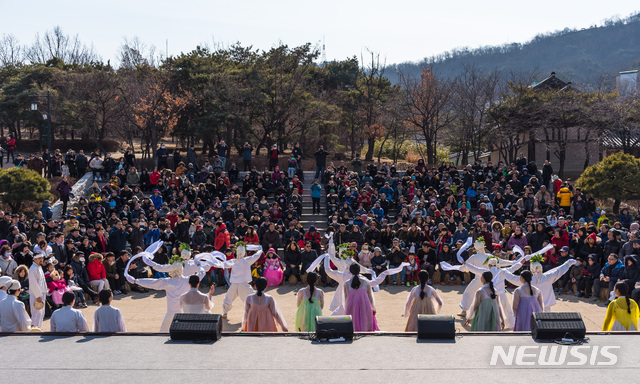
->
490;345;620;366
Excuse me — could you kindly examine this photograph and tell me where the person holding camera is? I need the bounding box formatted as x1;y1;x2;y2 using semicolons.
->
242;142;253;171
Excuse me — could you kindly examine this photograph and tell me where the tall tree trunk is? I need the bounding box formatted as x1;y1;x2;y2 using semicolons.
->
365;136;375;161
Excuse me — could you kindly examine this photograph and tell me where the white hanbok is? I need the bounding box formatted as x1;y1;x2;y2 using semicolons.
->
0;295;31;332
93;305;126;332
28;263;47;328
462;260;525;329
458;253;516;311
221;250;263;315
125;267;204;332
180;288;214;314
505;259;579;312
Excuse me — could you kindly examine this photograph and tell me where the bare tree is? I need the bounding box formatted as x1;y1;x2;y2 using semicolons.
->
0;34;22;66
449;65;501;165
118;37;157;69
400;65;452;164
24;26;98;65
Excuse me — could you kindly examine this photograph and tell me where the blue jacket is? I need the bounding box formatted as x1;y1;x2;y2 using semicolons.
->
150;194;163;210
40;202;53;221
310;184;322;198
144;228;161;246
600;260;625;281
379;187;394;200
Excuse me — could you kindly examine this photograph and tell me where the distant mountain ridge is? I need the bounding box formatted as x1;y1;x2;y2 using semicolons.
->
387;12;640;88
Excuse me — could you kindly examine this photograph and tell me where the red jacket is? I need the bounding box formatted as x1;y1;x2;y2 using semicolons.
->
214;223;230;251
87;259;106;281
150;171;161;185
244;233;260;244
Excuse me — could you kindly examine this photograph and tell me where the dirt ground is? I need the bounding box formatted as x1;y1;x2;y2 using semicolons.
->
38;282;609;333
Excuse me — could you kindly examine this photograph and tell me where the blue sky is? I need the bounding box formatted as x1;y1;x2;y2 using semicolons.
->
1;0;638;65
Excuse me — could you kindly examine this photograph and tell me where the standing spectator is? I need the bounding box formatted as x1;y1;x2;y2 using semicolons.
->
386;238;406;285
173;148;183;170
310;180;322;215
108;221;128;253
292;143;303;170
214;221;230;252
56;176;72;216
216;140;229;170
28;153;44;176
42;148;51;177
556;185;573;213
29;253;47;329
49;291;89;332
187;145;198;168
314;145;329;181
212;155;224;178
5;135;15;162
351;153;363;175
242;142;253;171
124;148;136;169
94;289;126;332
156;143;169;170
268;144;279;171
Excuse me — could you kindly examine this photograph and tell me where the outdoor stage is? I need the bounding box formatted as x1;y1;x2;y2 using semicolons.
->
1;332;638;383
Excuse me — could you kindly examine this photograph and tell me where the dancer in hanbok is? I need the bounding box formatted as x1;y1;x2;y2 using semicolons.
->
125;257;204;332
294;271;324;332
465;271;504;331
402;270;443;332
142;242;201;277
603;281;639;331
505;256;579;312
446;239;517;318
344;263;378;332
512;270;543;331
242;277;288;332
263;248;284;287
460;255;525;329
221;245;263;318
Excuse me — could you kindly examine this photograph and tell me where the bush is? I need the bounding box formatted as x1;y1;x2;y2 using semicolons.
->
0;168;53;213
576;152;640;214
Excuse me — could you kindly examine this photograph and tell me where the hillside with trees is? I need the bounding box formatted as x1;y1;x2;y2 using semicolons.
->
388;12;640;88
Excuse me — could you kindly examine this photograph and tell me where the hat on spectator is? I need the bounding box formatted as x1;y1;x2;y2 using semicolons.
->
309;225;316;232
392;238;400;242
33;253;45;259
373;247;382;252
5;280;21;291
560;246;570;252
0;276;11;288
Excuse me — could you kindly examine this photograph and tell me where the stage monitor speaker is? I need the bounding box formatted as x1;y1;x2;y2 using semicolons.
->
417;314;455;339
531;312;586;340
170;313;222;341
315;315;354;340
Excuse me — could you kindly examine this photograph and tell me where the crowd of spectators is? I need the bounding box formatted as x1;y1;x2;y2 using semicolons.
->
2;138;640;332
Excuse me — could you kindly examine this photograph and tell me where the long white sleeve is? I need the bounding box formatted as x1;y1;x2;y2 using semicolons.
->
135;277;170;290
503;270;522;286
543;259;578;283
463;262;487;276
